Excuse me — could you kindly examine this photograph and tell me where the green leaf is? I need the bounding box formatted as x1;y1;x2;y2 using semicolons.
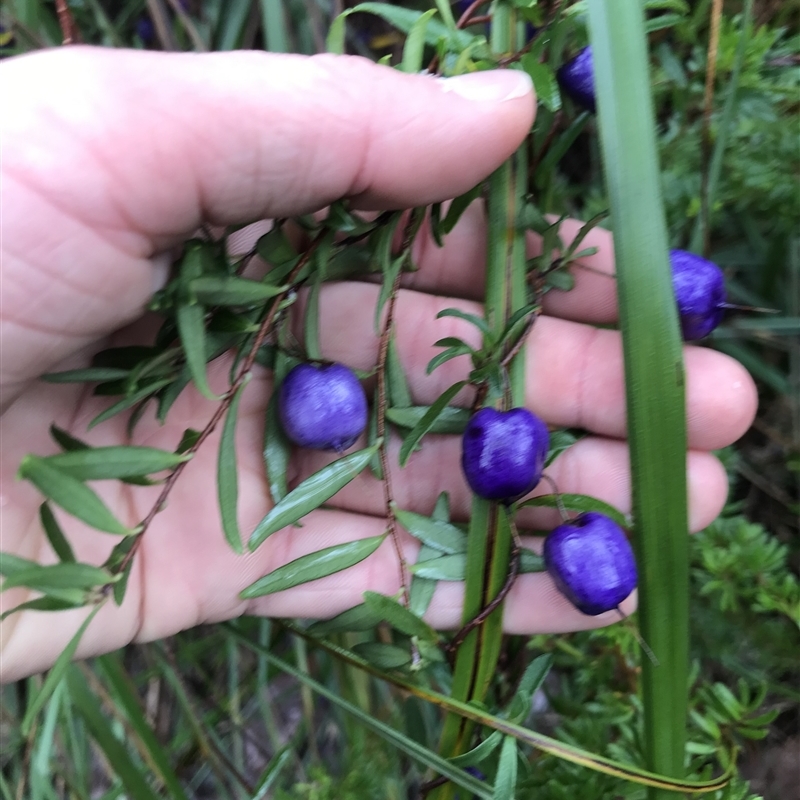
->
188;275;287;306
176;428;202;454
363;591;438;641
40;503;75;563
398;381;467;466
545;428;579;467
493;736;518;800
545;269;576;291
519;493;629;528
436;183;483;238
386;337;413;409
521;57;561;112
18;456;138;536
1;562;112;593
241;534;386;598
517;653;553;697
394;506;466;554
372;213;404;332
348;3;473;49
410;553;466;581
408;545;442;617
519;548;546;573
249;443;380;550
401;8;437;73
21;604;103;736
426;344;474;375
0;596;86;622
449;731;503;768
41;367;130;384
43;446;190;481
89;377;172;429
263;352;294;504
218;379;249;555
436;307;491;337
176;303;218;401
96;654;191;800
307;603;385;635
387;405;470;434
65;667;162;800
0;552;39;577
352;642;411;670
257;226;298;267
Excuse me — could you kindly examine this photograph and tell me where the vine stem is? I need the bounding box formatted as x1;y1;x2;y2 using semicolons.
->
112;230;326;579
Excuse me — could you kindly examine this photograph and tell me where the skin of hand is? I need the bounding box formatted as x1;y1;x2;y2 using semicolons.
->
0;47;758;683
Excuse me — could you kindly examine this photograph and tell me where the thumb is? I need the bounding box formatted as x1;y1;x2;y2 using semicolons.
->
1;47;534;406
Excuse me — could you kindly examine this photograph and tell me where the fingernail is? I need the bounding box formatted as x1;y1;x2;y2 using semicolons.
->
439;70;532;102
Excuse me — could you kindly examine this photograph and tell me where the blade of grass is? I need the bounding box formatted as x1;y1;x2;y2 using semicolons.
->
588;2;689;797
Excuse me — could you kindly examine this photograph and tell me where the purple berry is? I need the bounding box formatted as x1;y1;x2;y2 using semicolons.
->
670;249;726;340
544;512;637;616
557;46;596;113
461;408;549;503
278;363;368;452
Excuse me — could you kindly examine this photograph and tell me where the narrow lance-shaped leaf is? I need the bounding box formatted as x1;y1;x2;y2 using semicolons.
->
519;493;629;528
21;603;103;736
346;3;473;49
363;591;438;641
218;378;250;555
394;506;466;554
241;534;386;598
386;336;413;409
352;642;411;670
493;737;518;800
307;603;384;636
387;405;470;435
399;381;466;466
43;446;190;481
410;553;466;581
40;503;75;563
401;9;437;73
0;596;86;622
249;443;380;550
18;456;139;536
41;367;130;384
188;275;287;306
1;562;113;593
89;377;172;429
263;350;294;504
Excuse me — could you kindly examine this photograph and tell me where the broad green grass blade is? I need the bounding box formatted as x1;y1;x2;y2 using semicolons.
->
588;1;689;796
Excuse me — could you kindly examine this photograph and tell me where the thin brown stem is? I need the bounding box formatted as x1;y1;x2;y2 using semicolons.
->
54;0;78;44
446;510;521;659
112;230;325;579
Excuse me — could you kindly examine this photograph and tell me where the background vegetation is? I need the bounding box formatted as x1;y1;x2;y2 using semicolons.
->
1;1;797;798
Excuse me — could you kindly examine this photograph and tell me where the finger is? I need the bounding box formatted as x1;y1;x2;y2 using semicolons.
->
293;434;729;534
302;283;758;450
1;48;534;405
405;211;619;323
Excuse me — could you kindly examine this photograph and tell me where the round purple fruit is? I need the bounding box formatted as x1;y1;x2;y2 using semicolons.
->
278;362;368;452
670;249;726;340
461;407;549;503
557;46;596;113
544;512;637;616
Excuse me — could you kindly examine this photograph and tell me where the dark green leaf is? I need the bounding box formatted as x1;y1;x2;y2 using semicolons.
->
21;604;102;736
263;352;293;504
426;344;474;375
1;562;112;593
387;405;470;435
89;378;172;429
373;214;404;333
43;446;190;481
519;493;628;528
562;211;608;263
399;382;466;466
176;303;218;401
0;552;38;577
436;183;483;238
65;668;162;800
394;506;466;554
241;534;386;597
408;544;441;617
387;337;413;409
18;456;138;536
410;553;466;581
250;443;380;550
436;307;491;337
257;226;297;267
517;653;553;697
307;603;384;635
534;111;591;184
348;3;473;48
519;548;546;573
49;424;88;452
218;379;249;555
41;367;130;384
176;428;202;454
545;269;576;291
521;57;561;112
40;503;75;563
545;428;580;467
401;8;436;73
363;591;437;641
0;596;86;622
352;642;411;670
449;731;503;767
188;275;287;306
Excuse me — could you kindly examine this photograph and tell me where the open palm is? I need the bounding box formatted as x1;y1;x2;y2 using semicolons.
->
0;47;757;682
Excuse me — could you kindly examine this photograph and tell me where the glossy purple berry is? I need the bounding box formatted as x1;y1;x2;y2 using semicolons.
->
544;512;637;616
461;408;549;503
278;363;368;452
670;249;726;340
557;46;596;113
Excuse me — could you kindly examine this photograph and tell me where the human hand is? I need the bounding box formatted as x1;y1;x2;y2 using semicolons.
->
0;47;757;682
